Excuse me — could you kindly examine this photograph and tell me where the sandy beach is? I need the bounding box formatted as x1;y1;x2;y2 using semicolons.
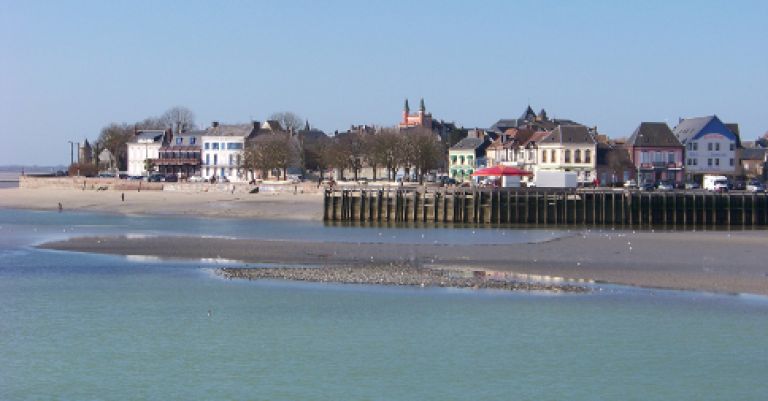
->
6;186;768;295
39;230;768;295
0;187;324;220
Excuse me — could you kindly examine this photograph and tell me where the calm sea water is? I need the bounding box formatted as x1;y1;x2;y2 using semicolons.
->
1;209;767;400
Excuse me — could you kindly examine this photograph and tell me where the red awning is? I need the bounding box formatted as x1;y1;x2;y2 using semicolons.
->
471;165;532;177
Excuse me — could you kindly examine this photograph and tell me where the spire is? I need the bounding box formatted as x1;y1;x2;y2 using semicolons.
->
304;120;310;131
404;98;410;113
419;98;426;113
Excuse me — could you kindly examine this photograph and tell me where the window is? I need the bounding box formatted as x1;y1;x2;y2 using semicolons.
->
450;155;457;164
574;149;581;163
707;158;712;166
730;143;735;151
227;143;243;150
715;143;720;151
212;143;219;150
205;154;210;165
707;143;712;151
206;167;209;176
190;137;196;145
667;152;675;164
229;155;233;165
641;151;649;163
693;142;698;151
564;150;571;163
730;158;734;166
204;143;210;150
236;154;241;166
585;149;591;163
176;138;183;145
542;151;547;163
213;154;218;165
715;158;720;166
550;150;556;163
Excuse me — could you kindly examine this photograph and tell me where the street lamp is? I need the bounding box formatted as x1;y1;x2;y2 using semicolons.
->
67;141;74;166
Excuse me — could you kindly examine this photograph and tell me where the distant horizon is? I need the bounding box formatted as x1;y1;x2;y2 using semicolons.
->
2;0;766;165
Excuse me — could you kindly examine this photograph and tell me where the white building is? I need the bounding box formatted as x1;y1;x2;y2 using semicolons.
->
673;115;739;179
536;125;597;184
201;122;259;182
127;130;167;176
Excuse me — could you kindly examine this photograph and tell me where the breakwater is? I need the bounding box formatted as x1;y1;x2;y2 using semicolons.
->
216;265;589;293
324;188;768;229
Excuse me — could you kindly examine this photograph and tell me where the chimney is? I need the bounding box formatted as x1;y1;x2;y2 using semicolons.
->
212;121;219;128
252;121;260;130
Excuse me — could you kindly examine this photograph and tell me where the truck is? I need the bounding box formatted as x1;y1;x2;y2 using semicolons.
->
703;175;729;192
533;171;578;188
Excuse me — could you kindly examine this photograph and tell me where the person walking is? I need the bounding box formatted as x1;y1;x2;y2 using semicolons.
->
121;192;125;202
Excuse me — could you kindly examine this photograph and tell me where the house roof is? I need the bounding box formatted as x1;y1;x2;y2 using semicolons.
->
204;124;257;138
672;116;714;143
450;137;487;151
740;147;766;161
131;130;166;143
521;131;550;147
627;122;681;147
540;125;595;145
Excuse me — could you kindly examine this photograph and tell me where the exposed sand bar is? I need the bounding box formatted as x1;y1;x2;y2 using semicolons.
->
0;187;324;220
217;266;588;293
39;230;768;295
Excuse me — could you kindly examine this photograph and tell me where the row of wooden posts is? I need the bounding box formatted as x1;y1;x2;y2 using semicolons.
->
324;188;768;228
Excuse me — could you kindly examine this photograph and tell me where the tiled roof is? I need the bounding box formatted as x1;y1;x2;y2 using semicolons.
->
540;125;595;145
450;137;486;150
627;122;681;147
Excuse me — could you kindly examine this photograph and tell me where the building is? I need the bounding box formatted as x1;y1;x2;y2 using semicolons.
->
595;142;635;186
536;125;597;184
448;136;491;182
127;130;168;176
626;122;684;186
154;130;203;178
201;121;260;182
673;115;739;180
739;147;767;179
399;98;432;130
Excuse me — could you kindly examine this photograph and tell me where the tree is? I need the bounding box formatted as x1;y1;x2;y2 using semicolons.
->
97;123;133;171
403;127;443;184
367;128;404;181
160;106;196;132
243;133;298;180
269;111;304;132
301;132;332;178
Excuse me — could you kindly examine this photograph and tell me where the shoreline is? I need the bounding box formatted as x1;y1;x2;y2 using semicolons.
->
37;231;768;296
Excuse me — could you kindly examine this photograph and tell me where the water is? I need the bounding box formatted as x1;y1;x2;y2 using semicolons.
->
1;209;767;400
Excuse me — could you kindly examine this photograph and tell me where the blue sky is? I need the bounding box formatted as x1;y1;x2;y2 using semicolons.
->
1;0;766;165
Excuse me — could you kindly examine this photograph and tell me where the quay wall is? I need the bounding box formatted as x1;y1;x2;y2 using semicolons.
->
324;188;768;229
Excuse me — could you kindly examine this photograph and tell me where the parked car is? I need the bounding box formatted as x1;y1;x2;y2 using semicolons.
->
147;174;164;182
732;179;746;191
656;181;674;191
639;181;655;191
55;170;68;176
188;175;205;183
127;175;143;181
97;172;115;178
684;181;700;190
623;179;637;189
746;180;765;193
164;174;178;183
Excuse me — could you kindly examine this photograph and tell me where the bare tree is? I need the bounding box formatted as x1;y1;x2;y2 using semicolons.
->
269;111;304;133
160;106;196;132
403;127;443;184
244;132;298;180
97;123;133;171
368;128;404;181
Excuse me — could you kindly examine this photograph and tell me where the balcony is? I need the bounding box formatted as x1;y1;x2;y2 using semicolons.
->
639;162;682;170
153;158;201;166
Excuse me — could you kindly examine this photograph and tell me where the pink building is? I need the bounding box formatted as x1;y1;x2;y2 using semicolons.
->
399;98;432;129
626;122;684;185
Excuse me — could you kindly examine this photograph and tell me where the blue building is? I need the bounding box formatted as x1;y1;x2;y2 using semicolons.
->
673;115;740;180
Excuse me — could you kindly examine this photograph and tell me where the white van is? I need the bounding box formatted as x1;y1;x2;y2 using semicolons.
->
703;175;729;192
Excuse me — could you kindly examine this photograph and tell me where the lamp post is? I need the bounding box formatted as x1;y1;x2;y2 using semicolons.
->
67;141;74;166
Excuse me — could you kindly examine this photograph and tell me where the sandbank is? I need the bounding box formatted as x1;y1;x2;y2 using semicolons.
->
38;230;768;296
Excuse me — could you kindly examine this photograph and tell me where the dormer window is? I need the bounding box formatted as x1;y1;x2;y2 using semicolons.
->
176;138;183;145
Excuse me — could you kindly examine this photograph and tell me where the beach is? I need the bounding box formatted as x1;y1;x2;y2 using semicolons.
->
39;230;768;295
0;187;324;220
6;185;768;295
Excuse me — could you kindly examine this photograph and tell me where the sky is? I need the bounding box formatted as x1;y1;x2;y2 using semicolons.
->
1;0;766;165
